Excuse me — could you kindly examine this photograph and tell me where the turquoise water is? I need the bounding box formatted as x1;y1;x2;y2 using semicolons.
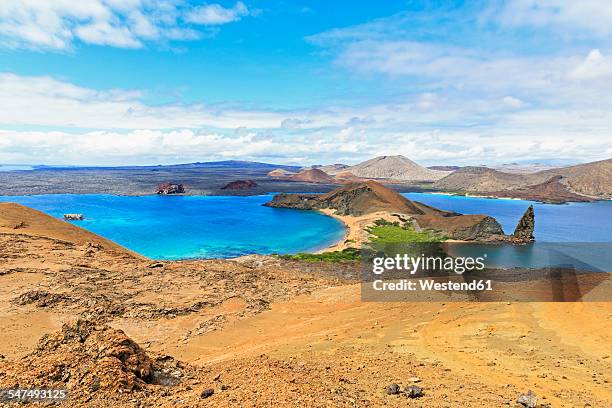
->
1;192;610;269
0;194;346;260
404;193;612;271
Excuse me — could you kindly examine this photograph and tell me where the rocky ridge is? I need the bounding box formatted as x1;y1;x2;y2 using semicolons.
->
266;181;535;242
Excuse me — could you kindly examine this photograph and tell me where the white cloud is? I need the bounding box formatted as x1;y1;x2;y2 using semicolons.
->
567;49;612;80
494;0;612;36
0;72;284;129
185;2;250;25
503;96;524;108
0;0;253;50
0;72;611;166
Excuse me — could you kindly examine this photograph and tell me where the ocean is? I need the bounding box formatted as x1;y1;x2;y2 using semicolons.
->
0;194;345;260
1;193;610;269
404;193;612;271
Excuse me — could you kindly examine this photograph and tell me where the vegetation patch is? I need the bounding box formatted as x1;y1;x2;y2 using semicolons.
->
278;247;361;262
366;218;445;244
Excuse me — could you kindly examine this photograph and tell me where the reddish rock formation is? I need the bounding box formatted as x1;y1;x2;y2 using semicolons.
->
1;320;154;393
222;180;258;190
288;168;336;184
156;183;185;195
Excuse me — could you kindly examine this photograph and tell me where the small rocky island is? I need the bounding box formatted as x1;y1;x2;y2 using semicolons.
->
221;180;258;190
266;180;534;243
156;183;185;195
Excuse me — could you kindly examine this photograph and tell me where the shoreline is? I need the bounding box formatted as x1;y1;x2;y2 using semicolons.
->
3;190;608;204
314;209;407;253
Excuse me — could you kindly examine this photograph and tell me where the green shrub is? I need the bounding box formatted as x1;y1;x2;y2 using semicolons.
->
278;247;361;262
366;220;444;244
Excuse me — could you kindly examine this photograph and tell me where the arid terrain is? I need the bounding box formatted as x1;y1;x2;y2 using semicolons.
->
1;202;611;407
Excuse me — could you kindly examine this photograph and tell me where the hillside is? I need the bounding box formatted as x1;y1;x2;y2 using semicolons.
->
434;159;612;200
326;155;451;182
317;181;452;216
287;168;336;184
489;176;594;204
537;158;612;198
266;181;534;242
0;203;141;256
433;166;529;192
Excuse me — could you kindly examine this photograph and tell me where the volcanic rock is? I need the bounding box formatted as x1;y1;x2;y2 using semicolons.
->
156;183;185;195
512;205;535;242
222;180;258;190
404;385;424;398
516;390;538;407
414;214;506;241
0;320;154;394
385;383;401;395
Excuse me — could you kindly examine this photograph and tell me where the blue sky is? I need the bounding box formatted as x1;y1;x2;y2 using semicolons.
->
0;0;611;166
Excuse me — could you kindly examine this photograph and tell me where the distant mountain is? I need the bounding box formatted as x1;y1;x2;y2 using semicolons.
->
428;165;461;171
488;175;593;204
327;155;451;182
267;168;296;177
434;158;612;200
23;161;301;172
160;160;300;172
537;158;612;198
433;166;529;192
287;168;336;184
302;164;349;173
491;163;561;174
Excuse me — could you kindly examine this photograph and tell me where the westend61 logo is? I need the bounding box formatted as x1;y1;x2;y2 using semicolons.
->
372;253;487;275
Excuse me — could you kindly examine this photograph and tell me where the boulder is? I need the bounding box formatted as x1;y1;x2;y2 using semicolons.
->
385;383;401;395
516;390;537;407
156;183;185;195
404;385;424;398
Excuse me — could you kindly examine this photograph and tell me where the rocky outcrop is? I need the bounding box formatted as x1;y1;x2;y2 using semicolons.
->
414;214;507;241
266;181;451;217
222;180;258;190
266;181;536;243
2;320;154;393
512;205;535;242
156;183;185;195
